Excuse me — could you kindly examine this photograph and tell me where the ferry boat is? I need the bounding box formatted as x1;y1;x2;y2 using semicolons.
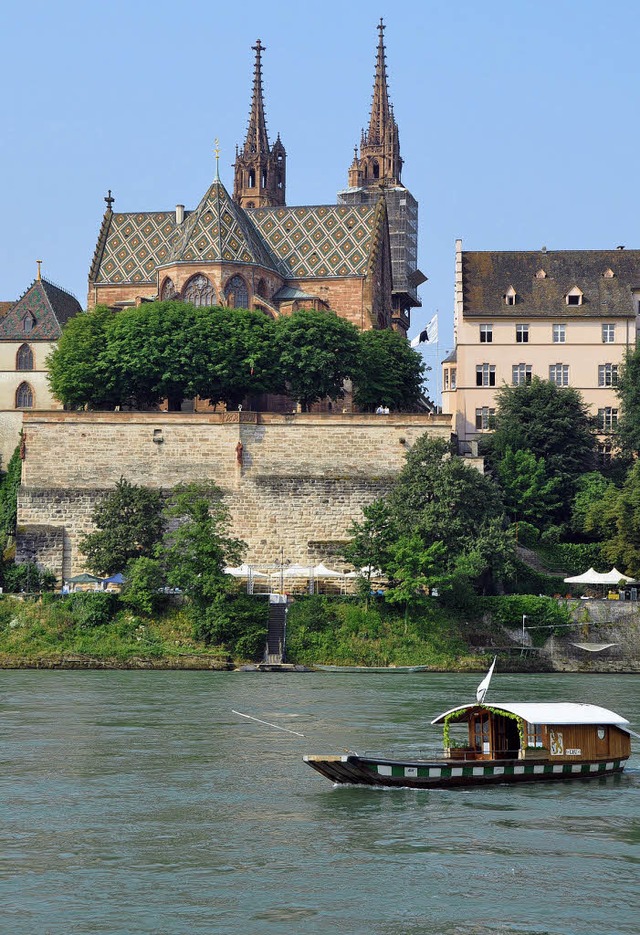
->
303;662;635;788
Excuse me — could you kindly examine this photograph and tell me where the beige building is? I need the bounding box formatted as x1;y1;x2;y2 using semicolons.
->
442;239;639;459
0;276;82;467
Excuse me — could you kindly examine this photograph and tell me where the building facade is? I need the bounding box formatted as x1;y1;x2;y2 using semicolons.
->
442;240;639;456
87;25;422;340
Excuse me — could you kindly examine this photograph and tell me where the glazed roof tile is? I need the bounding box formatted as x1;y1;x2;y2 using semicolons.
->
0;279;82;340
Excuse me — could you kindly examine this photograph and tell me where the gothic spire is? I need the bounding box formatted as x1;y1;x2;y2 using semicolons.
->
243;39;270;156
367;19;392;146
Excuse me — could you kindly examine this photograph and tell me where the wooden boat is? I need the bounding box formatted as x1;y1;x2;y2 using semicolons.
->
313;664;430;674
304;663;635;788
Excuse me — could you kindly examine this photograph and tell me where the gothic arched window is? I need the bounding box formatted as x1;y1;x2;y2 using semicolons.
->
16;344;34;371
261;167;268;188
256;278;267;298
161;277;176;301
182;274;216;307
22;312;36;333
224;275;249;309
248;169;256;188
16;382;34;409
372;159;380;180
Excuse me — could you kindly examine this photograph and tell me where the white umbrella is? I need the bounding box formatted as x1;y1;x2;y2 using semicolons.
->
312;563;343;578
224;563;270;578
270;564;314;578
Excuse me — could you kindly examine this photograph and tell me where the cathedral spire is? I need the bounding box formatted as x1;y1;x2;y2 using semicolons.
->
244;39;270;156
234;40;286;208
347;19;402;189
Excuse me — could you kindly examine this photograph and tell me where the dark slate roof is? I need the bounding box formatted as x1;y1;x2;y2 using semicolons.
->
0;279;82;340
246;203;376;279
166;180;278;272
463;249;640;319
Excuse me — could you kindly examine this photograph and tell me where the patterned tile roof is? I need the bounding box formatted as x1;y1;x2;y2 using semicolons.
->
92;211;183;284
166;180;278;271
463;249;640;319
0;302;13;320
0;279;82;340
247;203;376;279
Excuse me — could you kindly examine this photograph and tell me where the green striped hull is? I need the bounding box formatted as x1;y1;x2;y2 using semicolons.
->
303;755;627;788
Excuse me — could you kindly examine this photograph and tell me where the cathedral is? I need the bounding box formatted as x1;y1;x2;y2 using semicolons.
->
87;21;423;337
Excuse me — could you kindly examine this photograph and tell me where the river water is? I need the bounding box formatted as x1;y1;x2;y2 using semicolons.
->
2;671;640;935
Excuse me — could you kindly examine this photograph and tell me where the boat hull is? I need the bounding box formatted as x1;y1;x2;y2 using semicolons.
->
303;754;628;788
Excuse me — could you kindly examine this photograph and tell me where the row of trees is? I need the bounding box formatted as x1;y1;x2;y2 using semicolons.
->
47;302;426;413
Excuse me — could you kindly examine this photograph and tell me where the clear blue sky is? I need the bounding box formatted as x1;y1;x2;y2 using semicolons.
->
3;0;639;395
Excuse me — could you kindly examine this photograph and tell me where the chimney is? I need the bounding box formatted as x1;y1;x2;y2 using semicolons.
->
175;204;185;224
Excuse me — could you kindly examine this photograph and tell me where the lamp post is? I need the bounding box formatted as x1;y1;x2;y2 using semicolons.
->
522;614;528;647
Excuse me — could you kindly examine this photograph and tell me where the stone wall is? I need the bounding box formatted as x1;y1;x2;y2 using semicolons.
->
17;410;452;579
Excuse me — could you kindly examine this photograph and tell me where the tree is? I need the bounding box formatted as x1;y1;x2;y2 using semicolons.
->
159;482;245;617
571;472;617;538
496;447;562;527
615;347;640;453
47;305;121;409
384;535;448;626
120;557;166;615
0;442;22;554
80;478;164;575
597;461;640;575
352;329;426;412
274;309;360;411
488;378;596;516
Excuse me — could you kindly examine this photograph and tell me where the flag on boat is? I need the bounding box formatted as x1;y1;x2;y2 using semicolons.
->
476;656;497;703
410;313;438;348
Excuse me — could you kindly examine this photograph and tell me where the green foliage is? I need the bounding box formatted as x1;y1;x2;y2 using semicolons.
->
67;591;118;628
47;305;122;409
352;329;426;411
160;482;245;615
515;521;540;547
80;478;164;576
192;593;269;656
0;443;22;552
615;347;640;454
597;461;640;575
384;536;448;622
496;447;562;526
571;472;616;539
274;309;361;411
120;557;165;615
536;542;604;576
488;378;596;519
481;594;572;645
503;558;566;597
3;562;56;593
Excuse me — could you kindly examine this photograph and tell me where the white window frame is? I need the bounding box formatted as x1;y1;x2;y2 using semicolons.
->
475;407;495;430
512;363;532;386
549;364;569;386
552;323;566;344
602;324;615;344
515;324;529;343
479;324;493;343
598;363;619;387
476;364;496;387
598;407;618;431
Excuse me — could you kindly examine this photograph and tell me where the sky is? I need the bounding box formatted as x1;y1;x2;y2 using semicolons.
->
2;0;640;399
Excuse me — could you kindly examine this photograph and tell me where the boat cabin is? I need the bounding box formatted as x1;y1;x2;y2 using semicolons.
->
431;702;632;762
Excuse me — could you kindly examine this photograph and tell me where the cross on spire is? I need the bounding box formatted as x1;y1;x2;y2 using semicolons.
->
104;189;114;209
243;38;270;155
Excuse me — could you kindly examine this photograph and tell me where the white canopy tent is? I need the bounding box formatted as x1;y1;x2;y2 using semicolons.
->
564;567;634;585
223;563;270;578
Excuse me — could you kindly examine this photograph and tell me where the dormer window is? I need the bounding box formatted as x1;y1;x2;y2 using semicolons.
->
566;287;583;306
603;268;615;279
22;312;36;333
535;269;547;279
504;285;517;306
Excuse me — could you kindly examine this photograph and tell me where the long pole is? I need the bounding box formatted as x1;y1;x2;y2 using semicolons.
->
522;614;528;646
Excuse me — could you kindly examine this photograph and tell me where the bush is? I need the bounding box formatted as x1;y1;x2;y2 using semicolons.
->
481;594;572;646
515;522;540;547
3;562;56;593
504;559;565;596
192;593;269;657
67;591;118;628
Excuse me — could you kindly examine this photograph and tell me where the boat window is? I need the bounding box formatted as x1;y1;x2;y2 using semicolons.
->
527;723;544;747
473;713;490;754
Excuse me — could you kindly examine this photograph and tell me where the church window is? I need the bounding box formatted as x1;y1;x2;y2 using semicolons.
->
22;312;36;333
224;275;249;309
372;160;380;179
16;344;33;371
261;168;268;188
248;169;256;188
183;274;216;307
256;278;267;298
160;277;176;301
16;382;34;409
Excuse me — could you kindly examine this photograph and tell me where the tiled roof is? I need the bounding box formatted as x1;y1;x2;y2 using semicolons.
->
463;249;640;319
166;180;278;271
0;279;82;340
0;302;13;319
247;203;376;278
92;211;183;284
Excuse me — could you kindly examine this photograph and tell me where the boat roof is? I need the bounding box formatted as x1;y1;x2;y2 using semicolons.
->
431;702;629;727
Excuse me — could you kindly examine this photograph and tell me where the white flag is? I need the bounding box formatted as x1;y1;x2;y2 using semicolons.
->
476;656;496;704
409;313;439;348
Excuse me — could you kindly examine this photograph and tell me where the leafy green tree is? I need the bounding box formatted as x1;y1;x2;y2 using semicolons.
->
615;347;640;453
487;377;596;517
384;535;448;626
120;557;165;615
159;482;245;619
596;461;640;575
352;329;426;412
80;478;164;575
274;309;360;411
496;447;562;526
47;305;121;409
571;472;616;538
0;442;22;554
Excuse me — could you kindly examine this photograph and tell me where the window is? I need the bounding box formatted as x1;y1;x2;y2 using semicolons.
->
504;286;516;306
224;275;249;309
598;407;618;431
598;363;619;387
476;364;496;387
527;723;544;748
183;274;216;307
552;323;566;343
549;364;569;386
516;324;529;343
598;441;613;466
512;363;532;386
22;312;36;333
475;407;495;430
602;324;615;343
566;287;583;306
16;382;33;409
160;277;176;301
444;369;449;390
450;368;457;390
16;344;33;371
479;324;493;343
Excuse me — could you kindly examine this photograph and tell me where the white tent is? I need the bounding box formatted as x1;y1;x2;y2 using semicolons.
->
271;564;314;578
312;563;343;578
343;566;383;579
564;567;634;585
224;563;270;578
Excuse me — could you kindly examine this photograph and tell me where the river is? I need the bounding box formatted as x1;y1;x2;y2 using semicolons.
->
2;671;639;935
